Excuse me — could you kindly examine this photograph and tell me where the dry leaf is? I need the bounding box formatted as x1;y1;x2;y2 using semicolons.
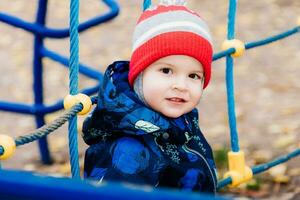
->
273;135;296;148
269;164;287;177
268;124;282;135
273;175;290;184
252;150;273;164
58;163;71;175
23;164;36;171
280;107;299;116
49;137;67;152
209;124;227;137
288;168;300;176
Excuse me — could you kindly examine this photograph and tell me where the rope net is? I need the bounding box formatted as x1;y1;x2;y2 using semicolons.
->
0;0;299;195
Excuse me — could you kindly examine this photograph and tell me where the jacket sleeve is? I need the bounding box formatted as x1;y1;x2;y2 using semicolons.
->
83;142;111;180
82;108;111;145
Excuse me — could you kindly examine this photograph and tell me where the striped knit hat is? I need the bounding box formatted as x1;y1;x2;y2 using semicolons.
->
129;4;213;89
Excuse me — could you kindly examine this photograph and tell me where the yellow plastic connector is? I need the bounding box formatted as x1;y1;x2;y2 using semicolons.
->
297;16;300;26
223;151;253;187
222;39;245;57
0;134;16;160
64;93;92;115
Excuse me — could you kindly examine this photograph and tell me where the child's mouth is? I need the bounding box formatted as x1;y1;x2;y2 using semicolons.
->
166;97;186;103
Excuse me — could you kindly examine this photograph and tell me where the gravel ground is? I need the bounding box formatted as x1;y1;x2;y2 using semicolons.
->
0;0;300;199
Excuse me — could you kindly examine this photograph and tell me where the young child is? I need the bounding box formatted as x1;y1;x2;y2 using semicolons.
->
82;1;217;193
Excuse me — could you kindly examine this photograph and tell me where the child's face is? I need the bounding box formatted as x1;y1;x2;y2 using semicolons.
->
142;55;204;118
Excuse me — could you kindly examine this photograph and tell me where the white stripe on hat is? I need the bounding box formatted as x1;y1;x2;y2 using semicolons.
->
160;0;186;6
133;10;209;43
132;21;212;51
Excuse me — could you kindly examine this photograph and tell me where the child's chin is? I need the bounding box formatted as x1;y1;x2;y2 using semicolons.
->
162;112;184;119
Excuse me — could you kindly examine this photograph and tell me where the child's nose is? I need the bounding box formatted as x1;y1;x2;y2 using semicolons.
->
172;77;188;91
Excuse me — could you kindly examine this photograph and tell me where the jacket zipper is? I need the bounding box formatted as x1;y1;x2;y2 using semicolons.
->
183;144;217;193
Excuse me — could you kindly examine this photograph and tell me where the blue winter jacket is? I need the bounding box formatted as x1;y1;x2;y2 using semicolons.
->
82;61;217;193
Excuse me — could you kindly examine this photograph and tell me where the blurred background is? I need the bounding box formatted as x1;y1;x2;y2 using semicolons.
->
0;0;300;199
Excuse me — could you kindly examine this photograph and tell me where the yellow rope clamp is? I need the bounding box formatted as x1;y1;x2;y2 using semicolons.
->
63;93;92;115
222;39;245;58
297;16;300;26
223;151;253;187
0;134;16;160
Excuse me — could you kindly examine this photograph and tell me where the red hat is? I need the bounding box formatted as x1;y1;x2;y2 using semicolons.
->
129;4;213;89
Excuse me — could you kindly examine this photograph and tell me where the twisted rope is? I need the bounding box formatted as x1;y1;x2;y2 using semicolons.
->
144;0;188;10
0;146;3;160
0;97;97;157
0;104;82;156
68;0;80;178
143;0;151;11
15;104;83;146
225;0;239;152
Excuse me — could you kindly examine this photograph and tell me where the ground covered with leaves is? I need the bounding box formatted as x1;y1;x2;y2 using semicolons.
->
0;0;299;199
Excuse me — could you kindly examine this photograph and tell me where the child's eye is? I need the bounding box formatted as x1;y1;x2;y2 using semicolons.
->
160;68;172;75
189;73;202;80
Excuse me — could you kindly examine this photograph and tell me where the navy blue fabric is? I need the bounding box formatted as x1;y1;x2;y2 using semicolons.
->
82;61;217;193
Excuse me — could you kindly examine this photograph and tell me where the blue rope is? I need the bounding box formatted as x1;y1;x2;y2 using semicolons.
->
227;0;237;40
245;26;300;49
40;47;103;80
252;148;300;174
213;26;300;61
0;146;3;168
143;0;151;11
225;0;239;152
68;0;80;179
68;116;80;178
69;1;79;96
225;57;239;152
217;147;300;189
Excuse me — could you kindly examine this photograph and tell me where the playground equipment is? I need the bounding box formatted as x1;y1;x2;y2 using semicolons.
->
0;0;119;164
0;0;299;199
